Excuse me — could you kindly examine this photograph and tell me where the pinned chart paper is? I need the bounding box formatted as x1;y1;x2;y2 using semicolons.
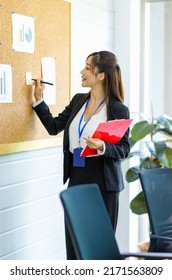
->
81;119;133;157
0;64;12;103
41;57;56;105
12;13;35;53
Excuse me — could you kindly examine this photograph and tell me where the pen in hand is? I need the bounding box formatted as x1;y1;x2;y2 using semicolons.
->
32;78;53;86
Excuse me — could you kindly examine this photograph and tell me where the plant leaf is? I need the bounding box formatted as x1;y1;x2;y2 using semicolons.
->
158;154;170;168
127;150;146;159
154;140;166;157
145;140;167;158
160;147;172;167
131;121;155;141
166;147;172;167
129;137;137;149
145;141;156;157
126;166;140;182
140;158;162;169
155;115;172;135
156;114;172;126
130;191;147;215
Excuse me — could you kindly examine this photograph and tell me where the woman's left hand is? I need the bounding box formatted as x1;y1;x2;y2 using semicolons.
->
83;136;104;151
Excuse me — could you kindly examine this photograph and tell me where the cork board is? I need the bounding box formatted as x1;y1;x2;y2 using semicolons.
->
0;0;70;154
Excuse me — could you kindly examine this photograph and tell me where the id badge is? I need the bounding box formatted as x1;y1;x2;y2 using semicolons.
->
73;147;85;167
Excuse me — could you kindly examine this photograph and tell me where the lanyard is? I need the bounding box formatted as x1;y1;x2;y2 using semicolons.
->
78;96;106;144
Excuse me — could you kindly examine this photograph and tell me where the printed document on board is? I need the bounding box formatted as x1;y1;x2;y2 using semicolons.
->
0;64;12;103
41;57;56;105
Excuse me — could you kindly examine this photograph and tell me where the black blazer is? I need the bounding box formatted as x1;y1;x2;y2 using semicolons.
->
33;93;130;192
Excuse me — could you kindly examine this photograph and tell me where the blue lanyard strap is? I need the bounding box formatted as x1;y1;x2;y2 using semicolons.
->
78;96;106;141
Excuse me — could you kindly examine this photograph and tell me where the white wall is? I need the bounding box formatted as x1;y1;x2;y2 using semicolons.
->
0;147;66;259
71;0;115;95
0;0;116;260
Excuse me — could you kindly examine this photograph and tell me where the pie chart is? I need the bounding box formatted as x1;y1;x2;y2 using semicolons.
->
25;27;32;43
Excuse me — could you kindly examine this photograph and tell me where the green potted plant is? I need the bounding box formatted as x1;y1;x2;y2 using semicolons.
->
126;114;172;215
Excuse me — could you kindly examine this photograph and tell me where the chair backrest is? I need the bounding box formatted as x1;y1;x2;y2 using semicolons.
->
60;184;122;260
139;168;172;250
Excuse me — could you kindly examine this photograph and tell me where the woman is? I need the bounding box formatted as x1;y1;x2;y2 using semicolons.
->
32;51;130;259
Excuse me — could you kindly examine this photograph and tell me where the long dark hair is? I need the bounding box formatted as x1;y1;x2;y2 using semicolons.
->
87;51;124;103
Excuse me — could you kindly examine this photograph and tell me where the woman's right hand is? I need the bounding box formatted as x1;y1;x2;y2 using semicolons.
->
33;78;45;101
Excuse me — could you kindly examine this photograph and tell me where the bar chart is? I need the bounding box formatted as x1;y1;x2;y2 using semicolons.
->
0;70;6;96
0;64;12;103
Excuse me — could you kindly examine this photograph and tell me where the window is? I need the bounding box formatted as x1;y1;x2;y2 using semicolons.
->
143;0;172;117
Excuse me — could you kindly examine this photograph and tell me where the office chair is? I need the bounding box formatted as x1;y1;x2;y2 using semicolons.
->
60;183;172;260
139;168;172;252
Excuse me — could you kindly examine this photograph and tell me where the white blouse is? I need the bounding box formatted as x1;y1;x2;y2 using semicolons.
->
69;102;107;154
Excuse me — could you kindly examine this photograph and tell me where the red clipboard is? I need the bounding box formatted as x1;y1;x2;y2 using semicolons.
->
81;119;133;157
